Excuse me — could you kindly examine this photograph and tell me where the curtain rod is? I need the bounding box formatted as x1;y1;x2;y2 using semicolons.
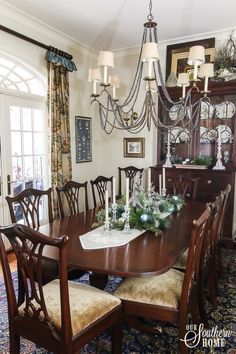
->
0;24;73;60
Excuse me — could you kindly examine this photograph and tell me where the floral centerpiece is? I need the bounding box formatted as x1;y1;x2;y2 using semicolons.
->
93;187;185;234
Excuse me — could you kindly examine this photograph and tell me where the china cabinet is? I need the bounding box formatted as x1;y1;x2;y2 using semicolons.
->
151;80;236;239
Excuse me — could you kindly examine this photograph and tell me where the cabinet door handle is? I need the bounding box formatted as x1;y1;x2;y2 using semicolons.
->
207;179;212;184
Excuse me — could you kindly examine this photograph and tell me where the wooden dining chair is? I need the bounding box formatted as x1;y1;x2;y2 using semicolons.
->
90;175;113;208
5;188;59;302
172;174;199;200
118;166;143;196
56;180;89;218
5;187;53;229
114;205;212;354
195;193;224;327
0;224;122;354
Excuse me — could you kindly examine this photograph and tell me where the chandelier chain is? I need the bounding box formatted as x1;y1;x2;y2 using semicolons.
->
147;0;154;22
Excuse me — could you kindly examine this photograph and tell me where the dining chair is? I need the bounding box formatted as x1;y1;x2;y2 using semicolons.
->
5;188;59;303
118;166;143;196
172;174;199;200
90;175;113;208
56;180;89;218
195;193;225;327
114;205;212;354
0;224;122;354
5;187;53;229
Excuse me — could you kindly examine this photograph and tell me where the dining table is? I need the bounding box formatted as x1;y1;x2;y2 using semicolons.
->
38;200;206;287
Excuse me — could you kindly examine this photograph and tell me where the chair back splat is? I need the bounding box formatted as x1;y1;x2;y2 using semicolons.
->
6;188;53;229
56;180;89;218
90;175;113;208
172;174;199;200
0;224;122;354
118;166;143;196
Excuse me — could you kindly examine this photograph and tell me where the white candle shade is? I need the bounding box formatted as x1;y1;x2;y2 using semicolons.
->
98;51;114;68
187;46;205;66
142;42;159;62
199;63;214;78
88;68;102;82
109;75;120;88
112;176;116;204
177;73;190;87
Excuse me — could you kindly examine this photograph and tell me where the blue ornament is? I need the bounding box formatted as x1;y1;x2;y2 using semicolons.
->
140;213;149;223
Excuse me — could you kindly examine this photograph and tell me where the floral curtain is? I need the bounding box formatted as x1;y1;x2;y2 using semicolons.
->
47;61;72;218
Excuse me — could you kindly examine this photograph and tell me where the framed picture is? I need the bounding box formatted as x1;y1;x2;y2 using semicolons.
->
166;38;215;80
124;137;145;158
75;116;92;163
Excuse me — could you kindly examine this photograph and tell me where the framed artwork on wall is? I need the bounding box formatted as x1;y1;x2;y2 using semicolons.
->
166;38;215;80
75;116;92;163
124;137;145;158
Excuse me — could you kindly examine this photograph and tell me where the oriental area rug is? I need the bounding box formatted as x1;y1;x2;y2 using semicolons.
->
0;249;235;353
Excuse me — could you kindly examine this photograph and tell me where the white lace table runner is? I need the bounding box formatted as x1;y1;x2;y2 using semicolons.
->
79;211;171;250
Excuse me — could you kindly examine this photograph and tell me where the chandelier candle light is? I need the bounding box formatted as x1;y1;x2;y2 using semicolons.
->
88;0;215;135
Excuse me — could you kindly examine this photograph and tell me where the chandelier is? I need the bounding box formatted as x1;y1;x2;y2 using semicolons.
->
88;0;214;135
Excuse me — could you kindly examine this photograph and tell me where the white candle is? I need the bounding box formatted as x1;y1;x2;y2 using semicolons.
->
112;176;116;204
162;167;166;191
105;190;109;222
159;174;162;195
147;168;151;191
125;177;129;207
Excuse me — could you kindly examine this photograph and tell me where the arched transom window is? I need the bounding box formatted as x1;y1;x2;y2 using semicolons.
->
0;55;46;96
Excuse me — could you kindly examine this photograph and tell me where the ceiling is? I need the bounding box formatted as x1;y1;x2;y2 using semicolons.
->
4;0;236;50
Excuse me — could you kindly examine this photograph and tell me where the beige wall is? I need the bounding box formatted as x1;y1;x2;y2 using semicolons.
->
1;1;235;213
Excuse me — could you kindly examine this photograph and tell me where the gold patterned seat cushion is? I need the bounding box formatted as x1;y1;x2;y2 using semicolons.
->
19;279;121;336
172;248;189;270
114;268;184;309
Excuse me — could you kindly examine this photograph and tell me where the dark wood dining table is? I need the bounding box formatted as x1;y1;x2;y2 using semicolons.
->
39;200;206;280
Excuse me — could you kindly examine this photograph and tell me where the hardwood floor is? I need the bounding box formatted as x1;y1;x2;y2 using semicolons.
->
0;251;17;277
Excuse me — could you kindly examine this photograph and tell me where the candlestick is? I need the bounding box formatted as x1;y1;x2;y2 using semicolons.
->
123;205;131;234
162;167;166;191
112;176;116;204
159;174;162;195
163;130;173;168
213;126;225;170
126;177;129;207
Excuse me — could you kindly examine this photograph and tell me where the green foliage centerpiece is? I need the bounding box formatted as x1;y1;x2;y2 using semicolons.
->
94;187;185;234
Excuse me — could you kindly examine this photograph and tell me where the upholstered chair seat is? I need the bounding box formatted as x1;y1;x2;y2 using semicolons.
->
19;279;121;336
114;268;184;309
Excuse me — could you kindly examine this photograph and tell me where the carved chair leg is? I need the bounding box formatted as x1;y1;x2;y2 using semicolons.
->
10;331;20;354
111;321;122;354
